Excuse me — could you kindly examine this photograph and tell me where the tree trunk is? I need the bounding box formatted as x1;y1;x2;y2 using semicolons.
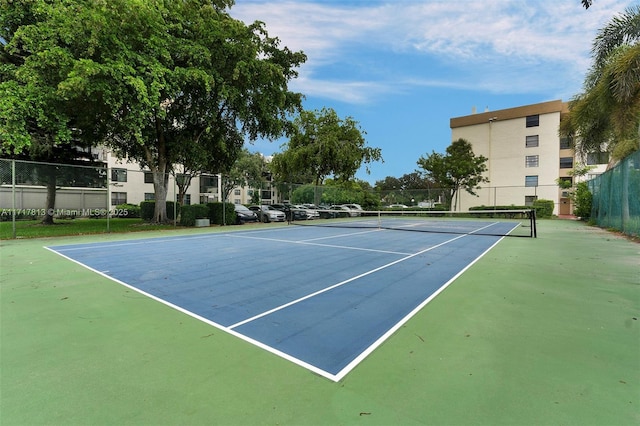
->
41;166;57;225
152;169;169;223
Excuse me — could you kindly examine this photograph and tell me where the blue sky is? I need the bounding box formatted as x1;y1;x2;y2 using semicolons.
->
230;0;636;185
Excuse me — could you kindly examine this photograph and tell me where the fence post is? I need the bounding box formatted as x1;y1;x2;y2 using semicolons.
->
106;165;111;233
11;160;16;239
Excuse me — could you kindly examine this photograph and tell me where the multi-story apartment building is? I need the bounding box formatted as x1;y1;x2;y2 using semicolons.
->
0;148;281;214
105;150;279;207
450;100;608;215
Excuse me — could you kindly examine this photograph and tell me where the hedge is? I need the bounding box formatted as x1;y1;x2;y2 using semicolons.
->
179;204;209;227
207;202;236;225
532;199;554;219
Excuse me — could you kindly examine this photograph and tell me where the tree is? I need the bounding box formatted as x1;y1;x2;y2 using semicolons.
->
270;108;382;186
0;0;106;224
560;5;640;161
2;0;306;223
220;148;267;202
416;138;488;211
374;172;435;207
582;0;593;9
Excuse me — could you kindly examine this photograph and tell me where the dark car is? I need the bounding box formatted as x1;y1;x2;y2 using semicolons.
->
271;203;308;221
234;204;258;224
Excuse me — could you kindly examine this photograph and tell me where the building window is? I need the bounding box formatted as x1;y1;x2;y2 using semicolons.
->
525;135;539;148
234;189;241;196
560;137;571;149
111;168;127;182
560;157;574;169
525;175;538;187
144;172;154;184
182;194;191;205
587;151;609;165
526;114;539;127
525;155;539;167
144;193;155;201
524;195;538;206
111;192;127;205
200;174;218;193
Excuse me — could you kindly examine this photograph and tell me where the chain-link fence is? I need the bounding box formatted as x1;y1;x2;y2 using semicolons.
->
588;149;640;238
2;157;577;238
274;182;564;213
1;158;108;214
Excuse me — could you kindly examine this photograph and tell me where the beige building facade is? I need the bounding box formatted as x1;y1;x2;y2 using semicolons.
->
450;100;607;215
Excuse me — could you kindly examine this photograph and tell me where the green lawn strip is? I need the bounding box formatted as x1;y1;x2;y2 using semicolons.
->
1;220;638;425
0;218;180;239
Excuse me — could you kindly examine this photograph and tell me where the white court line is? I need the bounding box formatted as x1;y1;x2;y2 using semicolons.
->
227;232;412;256
332;231;509;382
225;226;492;330
45;220;506;382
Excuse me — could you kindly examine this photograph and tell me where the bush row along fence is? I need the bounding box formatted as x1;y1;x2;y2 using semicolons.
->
588;149;640;238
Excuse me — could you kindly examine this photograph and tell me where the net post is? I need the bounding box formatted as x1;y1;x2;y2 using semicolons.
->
530;208;537;238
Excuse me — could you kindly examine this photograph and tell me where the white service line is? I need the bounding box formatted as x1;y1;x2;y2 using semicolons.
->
227;231;472;330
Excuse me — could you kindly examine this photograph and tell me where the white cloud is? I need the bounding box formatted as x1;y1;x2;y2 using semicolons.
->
230;0;635;103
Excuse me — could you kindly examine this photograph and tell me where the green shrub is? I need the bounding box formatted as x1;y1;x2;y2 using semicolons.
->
140;201;154;221
114;203;140;218
533;199;554;219
573;182;592;219
179;204;207;226
207;202;236;225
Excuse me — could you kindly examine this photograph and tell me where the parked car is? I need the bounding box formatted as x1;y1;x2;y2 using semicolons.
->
329;205;356;217
234;204;258;224
271;203;307;221
292;204;319;220
307;204;338;219
342;204;363;216
248;205;286;223
388;204;409;209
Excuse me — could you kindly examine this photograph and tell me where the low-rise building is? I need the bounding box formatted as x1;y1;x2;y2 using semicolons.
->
450;100;608;215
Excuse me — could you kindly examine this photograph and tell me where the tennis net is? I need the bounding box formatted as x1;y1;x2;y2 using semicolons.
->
288;208;537;237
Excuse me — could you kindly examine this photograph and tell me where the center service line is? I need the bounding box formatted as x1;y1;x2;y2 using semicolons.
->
227;231;475;330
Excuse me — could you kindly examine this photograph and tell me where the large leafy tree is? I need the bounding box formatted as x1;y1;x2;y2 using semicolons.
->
220;148;267;202
416;138;488;211
561;5;640;161
1;0;306;223
270;108;382;186
0;0;104;224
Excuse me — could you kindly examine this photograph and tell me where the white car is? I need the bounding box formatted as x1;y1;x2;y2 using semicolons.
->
292;205;319;219
329;205;358;217
343;204;363;216
248;205;286;222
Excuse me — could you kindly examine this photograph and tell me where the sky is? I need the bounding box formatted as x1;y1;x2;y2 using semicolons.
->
229;0;637;185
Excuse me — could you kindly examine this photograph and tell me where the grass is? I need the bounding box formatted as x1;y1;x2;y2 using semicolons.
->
0;218;185;239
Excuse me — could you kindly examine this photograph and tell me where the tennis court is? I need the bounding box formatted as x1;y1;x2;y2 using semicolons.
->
2;218;638;425
46;214;525;381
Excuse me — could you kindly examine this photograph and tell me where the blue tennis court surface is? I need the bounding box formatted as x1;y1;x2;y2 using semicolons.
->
46;221;515;381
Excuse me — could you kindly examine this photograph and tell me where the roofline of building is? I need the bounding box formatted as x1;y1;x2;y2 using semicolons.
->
450;99;569;128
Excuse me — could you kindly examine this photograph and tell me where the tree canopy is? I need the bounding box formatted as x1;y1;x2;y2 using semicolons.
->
560;5;640;161
269;108;382;186
1;0;306;222
416;138;488;211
